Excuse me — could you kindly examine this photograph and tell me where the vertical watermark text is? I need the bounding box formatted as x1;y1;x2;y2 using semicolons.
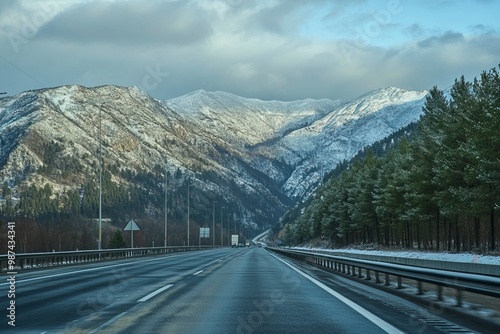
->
6;221;16;327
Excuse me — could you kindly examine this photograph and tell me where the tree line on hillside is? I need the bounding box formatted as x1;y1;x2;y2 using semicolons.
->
282;65;500;252
0;161;254;252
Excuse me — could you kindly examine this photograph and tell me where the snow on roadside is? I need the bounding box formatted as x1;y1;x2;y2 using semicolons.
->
294;247;500;265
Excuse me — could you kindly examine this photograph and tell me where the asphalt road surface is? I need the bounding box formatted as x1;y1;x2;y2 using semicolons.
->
0;247;482;333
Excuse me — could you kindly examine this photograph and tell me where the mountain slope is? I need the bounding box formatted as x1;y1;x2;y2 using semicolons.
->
166;89;343;147
167;87;427;199
0;85;427;231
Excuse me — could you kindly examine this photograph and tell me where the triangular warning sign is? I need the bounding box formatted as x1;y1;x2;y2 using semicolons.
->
123;219;140;231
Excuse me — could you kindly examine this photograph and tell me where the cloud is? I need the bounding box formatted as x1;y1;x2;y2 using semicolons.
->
0;0;17;12
36;1;213;46
1;0;499;102
469;24;498;35
417;31;465;48
403;23;425;38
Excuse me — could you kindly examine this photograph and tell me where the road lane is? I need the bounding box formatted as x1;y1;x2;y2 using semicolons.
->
0;248;239;333
1;247;468;333
92;247;404;334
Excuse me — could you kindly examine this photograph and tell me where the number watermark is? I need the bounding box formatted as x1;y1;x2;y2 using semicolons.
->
6;222;16;327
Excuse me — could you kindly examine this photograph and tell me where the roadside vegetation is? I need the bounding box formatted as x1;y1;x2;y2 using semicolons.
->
280;65;500;253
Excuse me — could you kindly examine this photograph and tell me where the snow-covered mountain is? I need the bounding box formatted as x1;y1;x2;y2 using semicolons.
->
166;89;343;147
167;87;427;199
0;85;427;229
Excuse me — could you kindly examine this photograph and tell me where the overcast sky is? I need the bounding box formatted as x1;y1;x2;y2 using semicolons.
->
1;0;499;101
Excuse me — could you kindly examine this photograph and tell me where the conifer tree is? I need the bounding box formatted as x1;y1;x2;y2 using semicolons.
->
108;230;127;248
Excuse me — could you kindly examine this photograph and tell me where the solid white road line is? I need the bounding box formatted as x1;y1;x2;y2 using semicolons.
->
137;284;174;302
268;252;404;334
193;270;203;276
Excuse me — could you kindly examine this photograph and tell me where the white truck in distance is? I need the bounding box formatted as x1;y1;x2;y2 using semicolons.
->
231;235;239;247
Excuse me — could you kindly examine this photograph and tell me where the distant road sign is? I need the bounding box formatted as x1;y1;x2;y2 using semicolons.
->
124;219;140;231
200;227;210;238
124;219;140;248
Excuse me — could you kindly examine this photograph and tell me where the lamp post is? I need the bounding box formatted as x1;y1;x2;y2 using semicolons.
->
220;206;225;246
227;213;230;246
187;184;194;246
164;160;168;247
212;201;217;247
98;104;103;250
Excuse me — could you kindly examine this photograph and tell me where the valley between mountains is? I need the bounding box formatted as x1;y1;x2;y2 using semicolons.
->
0;85;427;244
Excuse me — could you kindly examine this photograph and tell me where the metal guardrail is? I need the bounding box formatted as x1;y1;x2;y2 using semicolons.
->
292;248;500;276
0;246;219;272
267;247;500;306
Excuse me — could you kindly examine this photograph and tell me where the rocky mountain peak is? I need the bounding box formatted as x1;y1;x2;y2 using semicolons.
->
0;84;427;230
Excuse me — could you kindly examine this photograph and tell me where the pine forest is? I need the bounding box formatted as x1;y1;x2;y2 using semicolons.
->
281;66;500;253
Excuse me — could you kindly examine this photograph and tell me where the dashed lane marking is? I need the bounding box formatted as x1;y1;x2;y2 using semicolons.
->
137;284;174;302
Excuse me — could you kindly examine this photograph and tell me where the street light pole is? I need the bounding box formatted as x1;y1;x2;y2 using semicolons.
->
164;160;168;247
187;184;194;246
212;201;217;247
227;213;230;246
98;104;103;250
220;206;225;246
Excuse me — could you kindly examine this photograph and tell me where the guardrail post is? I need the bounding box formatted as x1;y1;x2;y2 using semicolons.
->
456;289;463;307
385;273;390;286
365;269;371;280
375;271;380;283
437;285;443;300
417;281;423;295
397;276;403;289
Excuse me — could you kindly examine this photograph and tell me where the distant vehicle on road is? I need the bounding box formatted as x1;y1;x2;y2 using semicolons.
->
231;235;239;247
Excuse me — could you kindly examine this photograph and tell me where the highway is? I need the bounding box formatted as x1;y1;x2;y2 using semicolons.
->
0;247;481;333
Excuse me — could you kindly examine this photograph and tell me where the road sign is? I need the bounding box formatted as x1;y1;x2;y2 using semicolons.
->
124;219;140;231
124;219;140;248
200;227;210;238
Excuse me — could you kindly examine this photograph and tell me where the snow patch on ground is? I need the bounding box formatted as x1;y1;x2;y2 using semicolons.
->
295;247;500;265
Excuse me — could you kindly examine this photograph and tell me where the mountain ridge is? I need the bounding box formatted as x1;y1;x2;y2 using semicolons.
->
0;84;428;232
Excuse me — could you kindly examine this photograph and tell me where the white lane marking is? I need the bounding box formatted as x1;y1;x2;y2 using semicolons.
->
0;251;210;286
89;311;128;334
137;284;174;302
0;257;170;285
268;252;404;334
193;270;203;276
